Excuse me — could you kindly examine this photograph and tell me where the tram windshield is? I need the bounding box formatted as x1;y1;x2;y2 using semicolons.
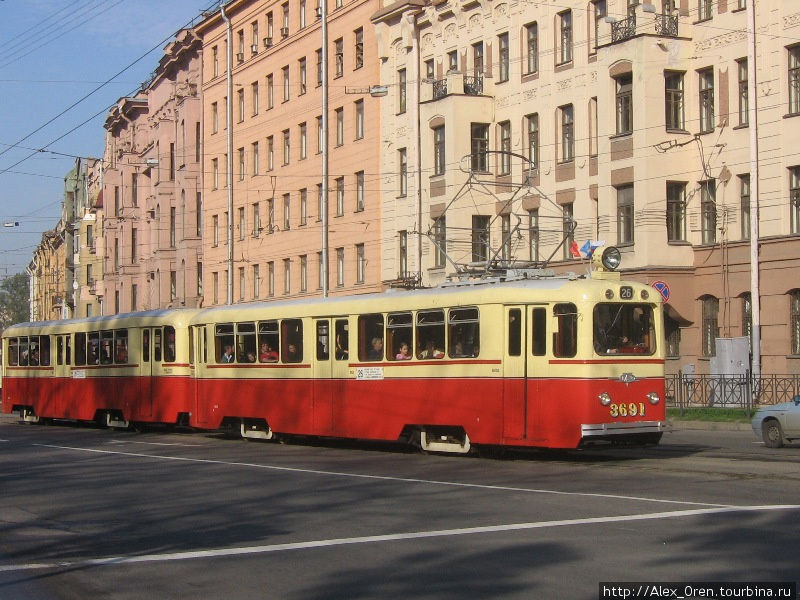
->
593;303;655;355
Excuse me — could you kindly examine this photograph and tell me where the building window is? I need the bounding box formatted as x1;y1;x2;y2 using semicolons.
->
790;46;800;116
498;32;509;82
253;264;260;298
558;10;572;65
698;0;712;21
470;123;489;172
169;207;176;247
336;177;344;216
666;182;686;242
267;74;274;109
237;89;245;122
740;175;750;240
299;58;307;95
300;188;307;226
284;259;291;295
737;59;748;126
238;147;245;181
447;50;458;72
212;102;218;134
398;69;406;114
498;121;511;175
356;244;365;283
300;122;307;159
664;71;684;130
354;99;364;140
354;28;363;69
398;230;408;277
500;214;511;261
791;166;800;234
616;184;634;245
300;255;308;292
698;68;715;133
741;292;752;347
700;180;717;244
299;0;306;28
268;261;275;297
528;209;539;261
562;203;574;260
336;248;345;287
702;296;719;357
525;23;538;74
283;130;290;165
592;1;606;53
433;126;445;175
615;73;633;135
334;38;343;77
282;66;290;102
196;192;202;237
665;314;681;358
212;214;219;246
316;48;323;86
355;171;364;211
560;104;574;162
471;215;490;263
131;172;138;207
433;216;446;268
791;290;800;355
212;45;219;78
398;148;407;197
267;136;274;170
335;107;344;146
472;41;483;76
253;202;261;237
238;206;246;241
526;113;539;170
239;267;245;301
252;141;260;175
283;193;291;230
425;59;434;80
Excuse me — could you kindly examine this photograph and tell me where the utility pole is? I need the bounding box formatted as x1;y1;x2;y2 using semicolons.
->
746;0;761;381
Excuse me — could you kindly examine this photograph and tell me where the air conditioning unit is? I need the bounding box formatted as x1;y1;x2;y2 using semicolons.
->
251;43;259;54
263;36;273;47
236;52;244;63
280;26;289;38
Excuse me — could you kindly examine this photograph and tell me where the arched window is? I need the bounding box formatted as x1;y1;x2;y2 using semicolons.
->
701;296;719;357
791;290;800;355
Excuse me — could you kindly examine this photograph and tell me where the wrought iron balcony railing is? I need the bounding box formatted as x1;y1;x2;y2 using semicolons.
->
611;14;636;43
654;13;679;37
463;75;483;96
432;78;448;100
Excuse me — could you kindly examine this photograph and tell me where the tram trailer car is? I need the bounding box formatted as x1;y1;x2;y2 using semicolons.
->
189;258;666;452
2;310;200;428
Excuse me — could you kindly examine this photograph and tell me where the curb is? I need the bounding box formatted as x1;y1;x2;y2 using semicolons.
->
667;419;752;432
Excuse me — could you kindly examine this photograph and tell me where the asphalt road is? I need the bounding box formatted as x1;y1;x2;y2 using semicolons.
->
1;415;798;600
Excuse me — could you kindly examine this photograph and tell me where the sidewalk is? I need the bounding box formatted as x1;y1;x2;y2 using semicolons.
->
667;419;752;432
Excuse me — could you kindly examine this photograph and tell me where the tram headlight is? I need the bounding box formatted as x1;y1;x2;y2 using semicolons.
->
600;247;622;271
646;392;661;405
598;392;612;406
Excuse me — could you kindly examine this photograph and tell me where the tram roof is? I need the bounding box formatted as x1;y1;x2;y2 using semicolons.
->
3;308;202;335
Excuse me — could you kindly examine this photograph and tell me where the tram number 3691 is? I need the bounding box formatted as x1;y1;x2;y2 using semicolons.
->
609;403;647;418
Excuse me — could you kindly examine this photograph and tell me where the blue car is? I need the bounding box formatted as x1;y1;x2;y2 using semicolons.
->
752;396;800;448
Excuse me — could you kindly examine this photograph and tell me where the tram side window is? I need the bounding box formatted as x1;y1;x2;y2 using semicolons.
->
449;307;480;358
387;312;413;361
164;326;176;362
281;319;303;363
416;310;445;359
27;335;40;366
316;321;330;360
258;321;280;362
75;332;87;365
335;319;349;360
358;314;384;361
237;322;257;363
88;332;100;364
57;336;64;365
508;309;522;356
215;323;235;363
8;338;19;366
553;303;577;358
142;330;150;362
17;336;29;366
532;307;547;356
154;329;162;362
98;330;113;365
39;336;50;366
115;329;129;364
65;335;71;365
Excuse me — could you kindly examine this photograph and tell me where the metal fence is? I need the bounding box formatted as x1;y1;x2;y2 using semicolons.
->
666;372;800;412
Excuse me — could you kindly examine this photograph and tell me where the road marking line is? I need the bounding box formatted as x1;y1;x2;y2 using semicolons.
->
0;505;797;573
108;440;204;447
35;443;729;508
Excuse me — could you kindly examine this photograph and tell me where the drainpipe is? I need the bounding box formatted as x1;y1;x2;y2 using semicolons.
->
746;0;760;380
221;4;234;305
321;0;329;297
409;12;422;282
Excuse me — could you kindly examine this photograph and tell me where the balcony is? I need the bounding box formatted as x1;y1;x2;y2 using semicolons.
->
654;13;679;37
428;74;485;101
611;14;636;43
463;75;483;96
432;78;448;100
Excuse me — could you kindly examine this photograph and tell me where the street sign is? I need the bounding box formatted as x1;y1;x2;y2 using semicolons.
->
652;280;670;302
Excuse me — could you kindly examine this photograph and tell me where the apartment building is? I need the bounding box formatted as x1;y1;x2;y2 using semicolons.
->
102;29;203;313
196;0;382;305
373;0;800;375
28;225;68;322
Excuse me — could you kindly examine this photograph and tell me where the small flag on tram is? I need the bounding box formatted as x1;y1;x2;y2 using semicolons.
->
581;240;606;257
569;241;581;258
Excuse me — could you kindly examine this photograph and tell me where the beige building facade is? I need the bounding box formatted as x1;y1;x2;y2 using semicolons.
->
373;0;800;375
101;29;203;313
196;0;383;305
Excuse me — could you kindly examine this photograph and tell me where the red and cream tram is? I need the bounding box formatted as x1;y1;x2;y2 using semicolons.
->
2;249;666;451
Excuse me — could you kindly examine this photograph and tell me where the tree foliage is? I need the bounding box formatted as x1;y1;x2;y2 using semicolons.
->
0;273;30;331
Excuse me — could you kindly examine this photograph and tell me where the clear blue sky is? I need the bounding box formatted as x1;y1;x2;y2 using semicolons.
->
0;0;210;276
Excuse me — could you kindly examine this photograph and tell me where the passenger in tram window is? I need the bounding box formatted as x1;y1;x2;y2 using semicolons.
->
335;334;349;360
165;332;176;363
471;344;480;357
28;348;39;366
220;344;235;363
100;341;113;365
367;337;383;361
452;340;465;357
89;341;99;364
395;342;412;360
244;351;257;363
285;342;301;363
259;342;278;362
419;339;444;359
115;341;128;363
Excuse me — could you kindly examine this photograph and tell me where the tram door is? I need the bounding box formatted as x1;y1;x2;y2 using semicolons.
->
503;305;548;441
140;328;153;418
313;319;334;435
